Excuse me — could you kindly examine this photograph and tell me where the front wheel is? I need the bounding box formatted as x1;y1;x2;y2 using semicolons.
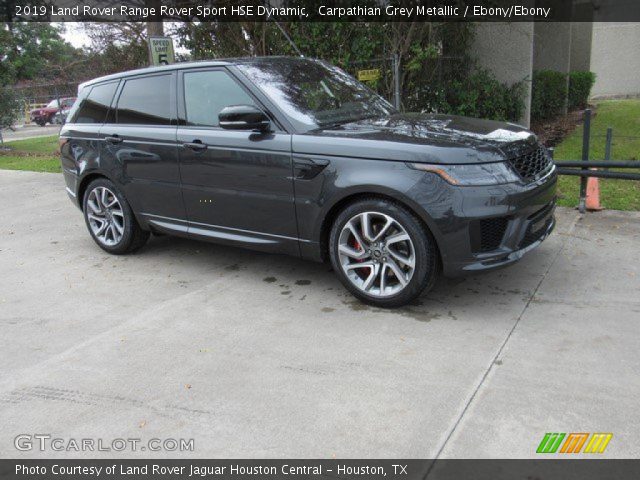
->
82;178;149;254
329;198;439;308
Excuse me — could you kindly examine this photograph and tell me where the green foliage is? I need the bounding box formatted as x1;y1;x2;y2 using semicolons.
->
443;69;525;122
531;70;568;121
568;71;596;110
0;87;21;131
1;23;78;82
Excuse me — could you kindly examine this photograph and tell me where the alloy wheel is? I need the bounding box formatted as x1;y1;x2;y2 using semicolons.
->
86;186;125;247
337;211;416;297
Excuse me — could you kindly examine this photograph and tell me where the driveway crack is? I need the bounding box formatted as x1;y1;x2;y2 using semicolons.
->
425;211;581;474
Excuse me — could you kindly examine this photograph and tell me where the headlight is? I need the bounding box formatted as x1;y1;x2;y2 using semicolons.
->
407;162;520;186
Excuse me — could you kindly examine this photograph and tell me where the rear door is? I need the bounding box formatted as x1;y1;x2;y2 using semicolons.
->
176;68;298;254
100;72;185;221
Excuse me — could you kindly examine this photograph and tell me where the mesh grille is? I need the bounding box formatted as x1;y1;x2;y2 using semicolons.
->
508;145;553;182
479;217;509;252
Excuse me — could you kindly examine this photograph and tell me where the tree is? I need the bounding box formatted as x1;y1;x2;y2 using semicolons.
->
0;86;21;146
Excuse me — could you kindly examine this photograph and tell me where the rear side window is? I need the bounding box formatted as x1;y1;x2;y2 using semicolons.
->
183;70;256;127
116;75;171;125
71;82;118;124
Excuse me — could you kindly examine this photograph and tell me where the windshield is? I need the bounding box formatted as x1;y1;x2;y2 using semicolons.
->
46;99;60;108
236;58;396;131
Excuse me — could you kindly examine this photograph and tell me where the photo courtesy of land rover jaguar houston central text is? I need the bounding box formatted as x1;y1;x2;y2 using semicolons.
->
59;57;557;308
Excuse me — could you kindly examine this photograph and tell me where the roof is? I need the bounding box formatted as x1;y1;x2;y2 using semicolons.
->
79;56;311;89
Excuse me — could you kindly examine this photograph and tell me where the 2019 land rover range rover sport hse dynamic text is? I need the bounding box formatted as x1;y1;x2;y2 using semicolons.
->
60;57;557;308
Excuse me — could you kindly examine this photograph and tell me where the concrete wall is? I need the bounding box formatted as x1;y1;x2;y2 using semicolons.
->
590;22;640;98
569;22;593;72
471;22;534;127
533;23;572;73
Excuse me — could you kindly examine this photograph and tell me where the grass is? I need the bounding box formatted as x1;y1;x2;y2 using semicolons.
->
553;99;640;211
0;135;61;173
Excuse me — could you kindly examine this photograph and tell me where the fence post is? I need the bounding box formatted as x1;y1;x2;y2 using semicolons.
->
578;108;591;213
604;127;613;171
392;54;401;111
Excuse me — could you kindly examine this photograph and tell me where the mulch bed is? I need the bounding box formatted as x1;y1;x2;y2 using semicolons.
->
530;106;595;148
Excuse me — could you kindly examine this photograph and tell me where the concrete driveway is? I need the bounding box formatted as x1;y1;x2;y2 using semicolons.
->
1;170;639;459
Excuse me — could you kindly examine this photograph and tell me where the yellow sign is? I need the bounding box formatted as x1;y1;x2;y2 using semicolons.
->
357;69;381;82
148;36;175;66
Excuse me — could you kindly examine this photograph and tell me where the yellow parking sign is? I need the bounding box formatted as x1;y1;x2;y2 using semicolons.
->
148;36;175;66
357;69;381;82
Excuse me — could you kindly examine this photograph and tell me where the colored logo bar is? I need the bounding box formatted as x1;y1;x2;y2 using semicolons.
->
537;433;612;454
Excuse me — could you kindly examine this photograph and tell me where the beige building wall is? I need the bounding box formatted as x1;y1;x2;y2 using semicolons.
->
569;22;593;71
470;22;535;127
589;22;640;98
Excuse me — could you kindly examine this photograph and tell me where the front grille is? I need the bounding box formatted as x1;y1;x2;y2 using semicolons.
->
478;217;509;252
519;202;555;249
508;145;553;182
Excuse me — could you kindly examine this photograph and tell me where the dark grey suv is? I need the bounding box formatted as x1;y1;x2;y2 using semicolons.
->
60;57;556;307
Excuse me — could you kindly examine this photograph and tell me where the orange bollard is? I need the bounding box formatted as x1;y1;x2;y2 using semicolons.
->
585;169;603;211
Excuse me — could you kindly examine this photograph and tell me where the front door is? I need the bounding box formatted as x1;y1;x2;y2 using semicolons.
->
177;68;298;255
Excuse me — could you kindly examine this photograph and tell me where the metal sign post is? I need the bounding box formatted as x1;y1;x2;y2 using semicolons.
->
148;36;175;66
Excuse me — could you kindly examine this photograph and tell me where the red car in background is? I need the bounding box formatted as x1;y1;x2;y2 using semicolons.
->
30;97;76;126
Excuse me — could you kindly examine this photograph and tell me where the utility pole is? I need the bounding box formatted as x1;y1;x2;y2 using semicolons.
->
146;0;164;64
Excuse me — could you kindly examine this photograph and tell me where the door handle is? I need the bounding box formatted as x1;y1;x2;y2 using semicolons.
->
105;135;123;144
183;140;207;152
293;157;330;180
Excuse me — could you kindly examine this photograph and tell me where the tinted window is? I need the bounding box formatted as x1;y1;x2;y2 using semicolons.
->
236;59;395;130
116;75;171;125
72;82;118;124
183;70;256;127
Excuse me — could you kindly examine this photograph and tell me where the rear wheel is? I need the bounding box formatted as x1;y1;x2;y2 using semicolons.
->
82;178;149;254
329;198;438;308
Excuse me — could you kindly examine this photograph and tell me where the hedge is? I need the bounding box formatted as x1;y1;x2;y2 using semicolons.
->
531;70;568;122
445;69;525;122
568;71;596;110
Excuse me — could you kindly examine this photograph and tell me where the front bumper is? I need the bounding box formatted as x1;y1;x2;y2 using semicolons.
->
412;169;558;277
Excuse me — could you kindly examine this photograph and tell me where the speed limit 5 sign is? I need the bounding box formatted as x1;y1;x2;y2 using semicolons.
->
148;36;175;66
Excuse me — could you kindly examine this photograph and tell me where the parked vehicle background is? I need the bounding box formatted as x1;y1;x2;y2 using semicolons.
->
30;97;75;126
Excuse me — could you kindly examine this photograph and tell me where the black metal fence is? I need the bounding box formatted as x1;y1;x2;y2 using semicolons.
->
552;108;640;213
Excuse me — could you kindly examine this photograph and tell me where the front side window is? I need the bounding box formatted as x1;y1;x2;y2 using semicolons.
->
183;70;256;127
116;75;171;125
236;58;395;131
71;82;118;124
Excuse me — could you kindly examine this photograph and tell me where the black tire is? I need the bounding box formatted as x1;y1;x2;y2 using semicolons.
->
329;198;439;308
36;119;46;126
82;178;149;255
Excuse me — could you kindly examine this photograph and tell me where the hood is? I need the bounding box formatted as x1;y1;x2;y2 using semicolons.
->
292;113;539;164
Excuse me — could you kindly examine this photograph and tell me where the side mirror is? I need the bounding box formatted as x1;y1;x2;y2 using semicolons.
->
219;105;271;132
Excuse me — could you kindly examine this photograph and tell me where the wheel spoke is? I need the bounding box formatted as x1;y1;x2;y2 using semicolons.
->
344;261;375;271
87;199;102;214
339;244;368;260
113;219;124;235
362;263;380;291
385;232;410;245
379;264;387;293
345;220;367;249
111;208;124;218
372;217;393;242
388;248;415;269
100;188;109;208
387;258;408;286
361;212;375;242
